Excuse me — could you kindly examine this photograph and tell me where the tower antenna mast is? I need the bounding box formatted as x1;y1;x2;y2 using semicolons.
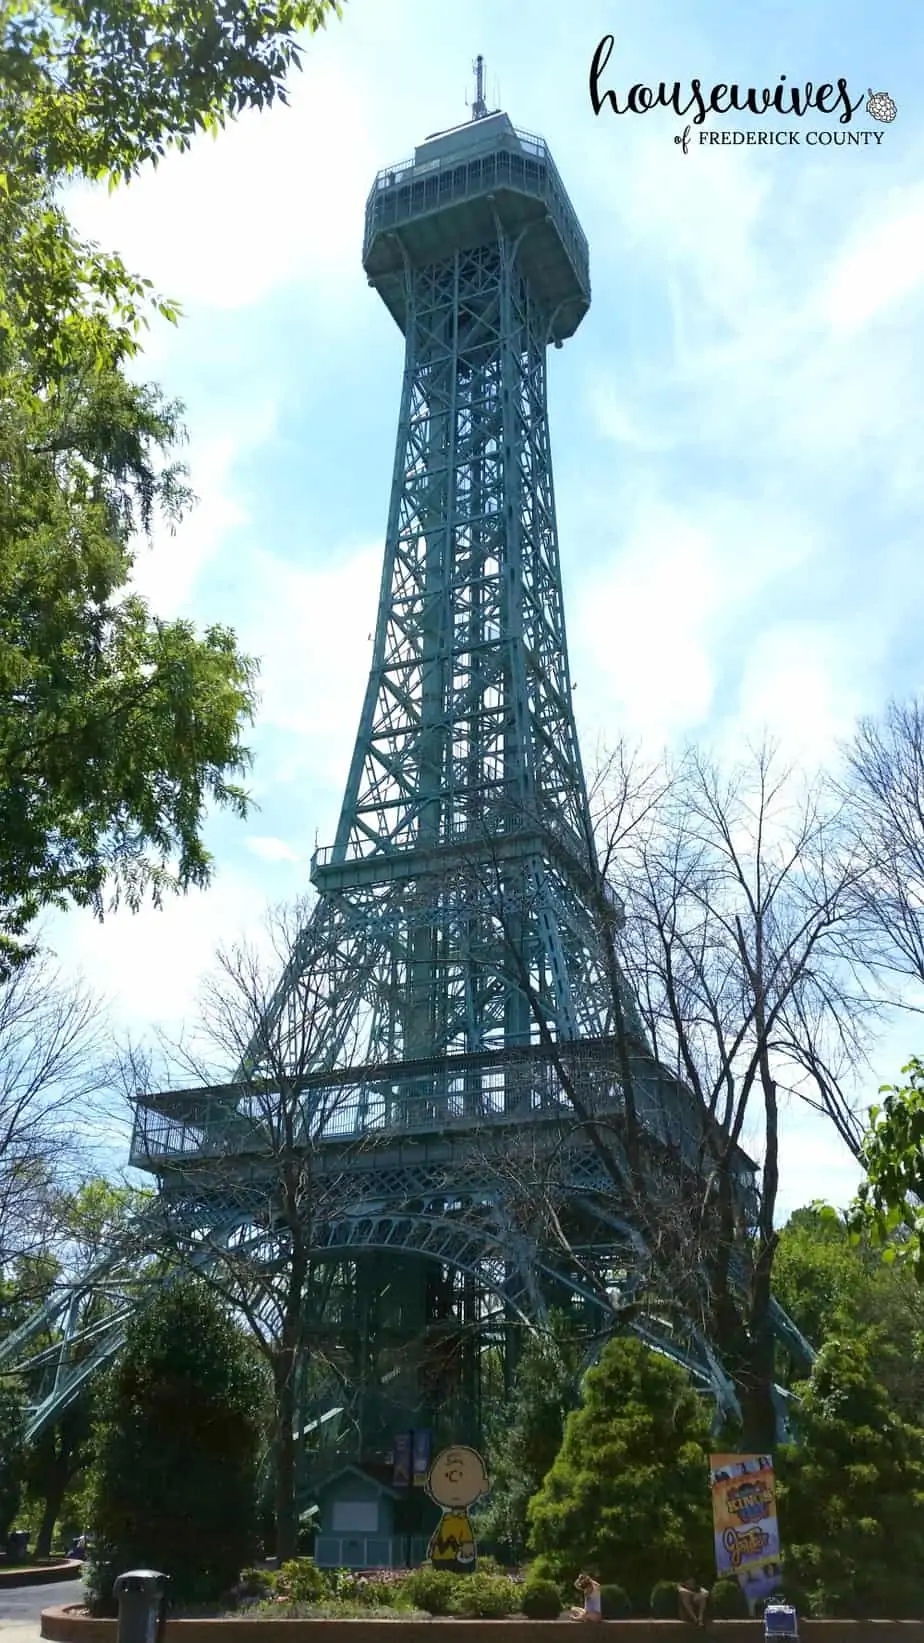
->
471;52;488;120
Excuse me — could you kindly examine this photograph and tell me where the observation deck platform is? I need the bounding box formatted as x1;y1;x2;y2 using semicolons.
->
310;815;624;925
128;1038;757;1214
363;111;590;343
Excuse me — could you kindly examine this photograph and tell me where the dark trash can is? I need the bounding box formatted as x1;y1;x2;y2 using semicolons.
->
7;1530;29;1561
113;1569;170;1643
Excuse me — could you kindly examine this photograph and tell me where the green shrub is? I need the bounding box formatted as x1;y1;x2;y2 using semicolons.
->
651;1580;681;1618
85;1276;262;1613
354;1577;399;1607
710;1578;748;1617
449;1571;520;1618
779;1340;924;1619
277;1559;327;1603
520;1577;563;1619
238;1568;273;1599
400;1567;460;1615
527;1338;712;1606
324;1569;358;1600
0;1380;25;1547
601;1582;631;1618
249;1597;424;1620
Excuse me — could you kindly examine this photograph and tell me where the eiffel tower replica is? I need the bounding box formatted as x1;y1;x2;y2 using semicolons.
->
2;67;813;1526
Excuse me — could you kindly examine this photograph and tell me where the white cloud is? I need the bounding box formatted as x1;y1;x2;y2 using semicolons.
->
585;126;924;474
46;870;273;1042
818;183;924;338
133;396;278;616
572;510;718;745
776;1108;863;1220
578;115;924;785
728;622;877;764
237;542;380;801
65;54;381;316
247;835;302;864
571;495;818;748
598;134;774;332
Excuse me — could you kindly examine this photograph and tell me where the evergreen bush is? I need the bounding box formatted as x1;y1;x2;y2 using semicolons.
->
85;1277;262;1612
527;1337;713;1607
480;1317;583;1562
353;1576;400;1607
448;1570;520;1617
779;1338;924;1618
650;1580;681;1618
276;1559;327;1603
520;1576;564;1618
400;1566;460;1614
473;1553;506;1574
600;1582;631;1617
0;1379;25;1545
710;1577;748;1617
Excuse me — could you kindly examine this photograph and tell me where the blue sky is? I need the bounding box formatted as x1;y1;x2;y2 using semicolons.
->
52;0;923;1211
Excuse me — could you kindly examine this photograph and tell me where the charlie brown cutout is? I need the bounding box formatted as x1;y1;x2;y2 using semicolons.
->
426;1445;489;1573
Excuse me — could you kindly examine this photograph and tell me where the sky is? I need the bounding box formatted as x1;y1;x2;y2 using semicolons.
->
48;0;924;1214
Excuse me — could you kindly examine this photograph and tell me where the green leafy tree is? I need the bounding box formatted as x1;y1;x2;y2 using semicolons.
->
480;1319;583;1561
527;1336;713;1606
85;1275;263;1610
775;1205;924;1422
0;330;258;970
1;0;344;187
852;1060;924;1275
1;0;348;970
21;1180;152;1555
0;1375;26;1543
779;1337;924;1617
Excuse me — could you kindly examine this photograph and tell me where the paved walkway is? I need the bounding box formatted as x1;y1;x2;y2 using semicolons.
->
0;1577;84;1643
0;1625;44;1643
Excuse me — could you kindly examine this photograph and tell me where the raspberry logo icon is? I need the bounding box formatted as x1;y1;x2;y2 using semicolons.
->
866;88;897;122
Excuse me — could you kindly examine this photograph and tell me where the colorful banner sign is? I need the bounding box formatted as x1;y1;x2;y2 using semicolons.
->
393;1431;411;1488
710;1453;782;1613
412;1426;432;1487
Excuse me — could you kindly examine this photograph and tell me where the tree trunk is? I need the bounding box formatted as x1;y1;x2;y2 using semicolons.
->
273;1351;298;1562
35;1492;59;1559
34;1433;77;1557
737;1350;778;1453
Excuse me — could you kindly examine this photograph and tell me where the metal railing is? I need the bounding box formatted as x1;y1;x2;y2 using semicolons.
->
363;124;589;295
310;808;591;871
314;1533;429;1569
127;1048;737;1191
129;1070;591;1164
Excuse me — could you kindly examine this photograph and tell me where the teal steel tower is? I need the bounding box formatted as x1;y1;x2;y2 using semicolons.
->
3;79;812;1541
257;82;635;1076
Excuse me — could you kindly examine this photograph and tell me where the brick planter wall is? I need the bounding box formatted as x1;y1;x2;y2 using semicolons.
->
40;1611;924;1643
0;1562;82;1590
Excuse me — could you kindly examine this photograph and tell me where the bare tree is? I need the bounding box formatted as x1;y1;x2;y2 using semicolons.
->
482;740;877;1447
614;742;877;1437
841;698;924;995
127;898;376;1560
0;950;109;1299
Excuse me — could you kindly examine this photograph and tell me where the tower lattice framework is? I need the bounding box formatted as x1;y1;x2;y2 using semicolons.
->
3;91;814;1507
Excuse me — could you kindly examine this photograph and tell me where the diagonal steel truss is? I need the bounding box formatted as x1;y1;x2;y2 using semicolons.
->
1;109;812;1464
